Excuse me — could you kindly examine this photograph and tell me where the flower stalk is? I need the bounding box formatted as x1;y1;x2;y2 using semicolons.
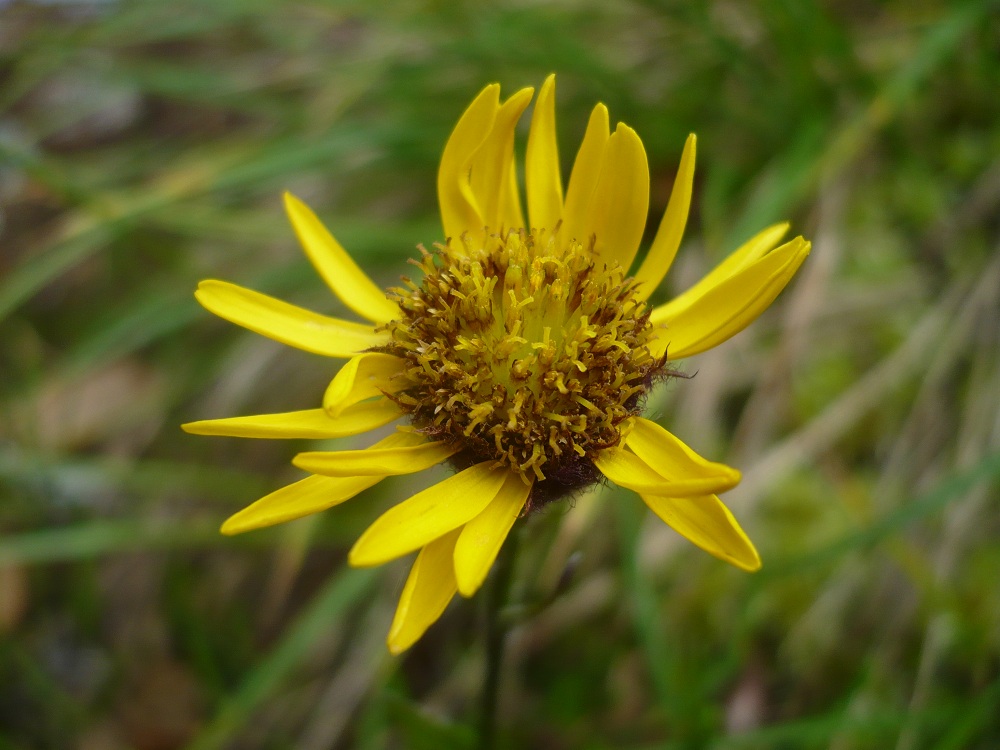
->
478;527;521;750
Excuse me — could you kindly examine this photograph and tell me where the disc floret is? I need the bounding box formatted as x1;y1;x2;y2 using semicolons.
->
385;228;667;502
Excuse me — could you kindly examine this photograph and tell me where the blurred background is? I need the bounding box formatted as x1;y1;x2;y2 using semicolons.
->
2;0;999;747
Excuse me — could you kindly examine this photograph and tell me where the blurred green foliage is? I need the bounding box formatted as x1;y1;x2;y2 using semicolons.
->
1;0;999;747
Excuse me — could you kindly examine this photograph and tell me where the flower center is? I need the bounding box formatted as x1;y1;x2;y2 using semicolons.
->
385;229;667;505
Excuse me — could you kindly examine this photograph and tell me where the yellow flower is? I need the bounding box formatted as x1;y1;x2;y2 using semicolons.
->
184;75;809;654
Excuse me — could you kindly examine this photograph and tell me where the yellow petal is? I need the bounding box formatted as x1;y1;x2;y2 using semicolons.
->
498;158;526;236
525;74;563;232
220;474;381;535
219;430;420;534
561;103;610;246
195;280;388;358
182;401;401;439
283;192;399;324
324;352;407;417
294;437;458;477
633;134;696;298
594;444;740;497
649;236;810;359
640;493;761;572
349;462;506;567
469;87;534;233
453;472;531;597
653;222;790;316
438;84;500;243
386;529;461;655
626;417;742;487
585;123;649;271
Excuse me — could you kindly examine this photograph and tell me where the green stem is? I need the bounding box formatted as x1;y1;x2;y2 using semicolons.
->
478;529;521;750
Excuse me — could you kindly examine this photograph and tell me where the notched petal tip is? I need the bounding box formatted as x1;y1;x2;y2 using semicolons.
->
507;86;536;103
613;121;635;137
193;278;221;301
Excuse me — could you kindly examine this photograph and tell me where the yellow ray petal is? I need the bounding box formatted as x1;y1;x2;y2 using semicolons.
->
283;192;399;324
348;462;507;567
195;280;388;358
594;444;740;497
469;87;534;233
387;529;461;655
453;472;531;597
640;493;761;572
649;236;810;359
438;84;501;244
220;430;420;534
561;103;610;246
626;417;742;487
294;437;459;477
498;158;526;236
499;159;525;238
182;401;401;439
220;474;381;535
654;222;790;315
525;74;563;232
633;134;696;298
585;123;649;271
324;352;407;417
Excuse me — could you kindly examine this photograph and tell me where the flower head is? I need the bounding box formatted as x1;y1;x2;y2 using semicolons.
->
184;75;810;654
